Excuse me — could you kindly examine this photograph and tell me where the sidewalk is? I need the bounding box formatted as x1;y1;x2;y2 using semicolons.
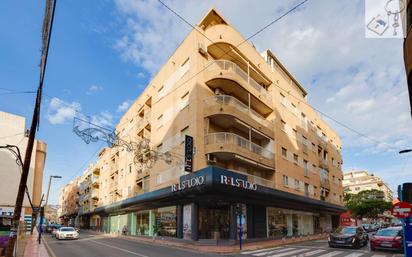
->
21;231;50;257
86;230;327;254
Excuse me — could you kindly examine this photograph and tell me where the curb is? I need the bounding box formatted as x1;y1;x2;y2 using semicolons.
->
42;238;56;257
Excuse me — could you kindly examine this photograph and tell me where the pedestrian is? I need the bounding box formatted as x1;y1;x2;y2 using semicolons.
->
122;225;128;236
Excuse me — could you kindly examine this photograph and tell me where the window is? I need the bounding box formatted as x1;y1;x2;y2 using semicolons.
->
143;176;150;192
294;179;300;190
157;143;163;153
355;187;360;191
291;103;297;116
293;154;298;164
180;126;189;142
304;183;309;196
158;85;164;92
181;57;190;66
303;160;309;177
280;93;286;106
292;129;297;138
128;164;132;174
281;120;286;131
180;91;189;110
281;147;287;158
301;113;307;129
283;175;288;186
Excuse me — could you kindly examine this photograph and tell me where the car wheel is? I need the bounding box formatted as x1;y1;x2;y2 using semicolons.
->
328;243;334;248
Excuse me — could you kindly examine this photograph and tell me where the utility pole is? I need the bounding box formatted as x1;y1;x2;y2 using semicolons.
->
5;0;56;256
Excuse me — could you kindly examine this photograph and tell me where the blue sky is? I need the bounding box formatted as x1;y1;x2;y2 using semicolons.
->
0;0;411;204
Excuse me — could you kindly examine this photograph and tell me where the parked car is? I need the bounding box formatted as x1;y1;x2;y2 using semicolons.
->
46;224;61;233
370;226;403;252
328;226;369;249
55;227;79;240
361;224;378;232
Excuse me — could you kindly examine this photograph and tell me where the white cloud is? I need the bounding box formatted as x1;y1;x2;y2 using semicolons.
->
91;111;113;128
86;85;104;95
47;97;81;125
117;100;132;113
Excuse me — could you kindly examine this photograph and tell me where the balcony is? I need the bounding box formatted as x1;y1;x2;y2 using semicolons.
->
91;191;98;200
91;175;99;186
228;168;275;188
203;95;274;133
320;179;330;190
205;132;275;168
318;157;328;169
204;60;273;114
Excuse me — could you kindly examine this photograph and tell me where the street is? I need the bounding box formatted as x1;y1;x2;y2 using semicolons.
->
43;231;404;257
240;239;404;257
43;231;222;257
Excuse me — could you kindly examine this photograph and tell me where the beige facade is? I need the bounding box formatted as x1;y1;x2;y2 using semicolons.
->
0;110;47;217
65;9;344;236
84;9;343;206
58;177;80;226
343;170;393;201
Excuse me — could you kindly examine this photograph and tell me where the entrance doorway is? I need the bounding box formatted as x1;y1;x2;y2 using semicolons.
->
198;205;230;239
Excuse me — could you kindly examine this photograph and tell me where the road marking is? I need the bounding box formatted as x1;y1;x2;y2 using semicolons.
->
296;249;326;256
90;240;149;257
267;248;308;257
242;247;282;254
314;251;343;257
253;248;296;256
342;253;364;257
370;255;386;257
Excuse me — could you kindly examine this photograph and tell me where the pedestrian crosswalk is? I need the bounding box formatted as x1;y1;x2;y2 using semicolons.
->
240;246;400;257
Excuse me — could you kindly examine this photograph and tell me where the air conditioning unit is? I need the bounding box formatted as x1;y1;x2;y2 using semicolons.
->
198;42;207;56
207;154;217;164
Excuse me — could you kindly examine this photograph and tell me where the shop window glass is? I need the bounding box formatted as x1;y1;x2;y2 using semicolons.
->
154;206;177;237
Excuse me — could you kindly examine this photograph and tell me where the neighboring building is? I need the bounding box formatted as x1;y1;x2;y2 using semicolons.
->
77;165;100;229
58;177;80;227
404;0;412;117
0;111;47;222
343;170;393;201
64;9;344;240
44;204;60;223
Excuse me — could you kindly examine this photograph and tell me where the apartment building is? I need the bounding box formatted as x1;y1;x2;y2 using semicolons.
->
343;170;393;201
77;165;101;229
58;177;80;227
68;9;344;240
0;111;47;219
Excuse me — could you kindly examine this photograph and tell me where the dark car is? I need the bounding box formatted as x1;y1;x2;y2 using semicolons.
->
370;226;403;252
46;224;61;234
328;226;369;249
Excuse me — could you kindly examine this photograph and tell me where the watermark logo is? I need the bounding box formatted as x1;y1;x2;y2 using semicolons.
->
365;0;406;38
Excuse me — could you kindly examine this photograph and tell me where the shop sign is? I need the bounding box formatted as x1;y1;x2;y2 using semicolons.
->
390;201;412;218
184;135;193;172
171;176;205;192
220;175;257;191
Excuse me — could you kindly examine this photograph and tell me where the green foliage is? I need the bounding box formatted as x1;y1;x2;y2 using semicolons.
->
344;189;391;219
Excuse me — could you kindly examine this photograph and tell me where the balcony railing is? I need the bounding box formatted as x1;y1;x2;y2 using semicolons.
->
204;95;273;128
206;60;272;103
320;179;330;189
205;132;274;160
228;169;275;188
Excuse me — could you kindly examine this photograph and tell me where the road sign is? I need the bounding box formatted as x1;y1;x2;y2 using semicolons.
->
391;201;412;219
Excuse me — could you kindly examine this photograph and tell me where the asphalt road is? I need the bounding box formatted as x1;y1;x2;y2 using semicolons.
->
240;239;404;257
43;232;404;257
43;232;223;257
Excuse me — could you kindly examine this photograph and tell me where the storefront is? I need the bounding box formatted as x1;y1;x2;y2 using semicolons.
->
94;166;344;242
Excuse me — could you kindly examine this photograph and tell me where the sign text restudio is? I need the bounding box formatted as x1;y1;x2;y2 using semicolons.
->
220;175;257;190
171;176;205;192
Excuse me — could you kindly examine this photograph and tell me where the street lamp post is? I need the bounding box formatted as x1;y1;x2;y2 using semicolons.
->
38;175;61;244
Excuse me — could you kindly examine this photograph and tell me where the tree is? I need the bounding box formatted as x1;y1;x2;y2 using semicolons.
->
344;189;391;219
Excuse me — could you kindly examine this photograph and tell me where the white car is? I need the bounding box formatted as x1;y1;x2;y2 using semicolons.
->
55;227;79;240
